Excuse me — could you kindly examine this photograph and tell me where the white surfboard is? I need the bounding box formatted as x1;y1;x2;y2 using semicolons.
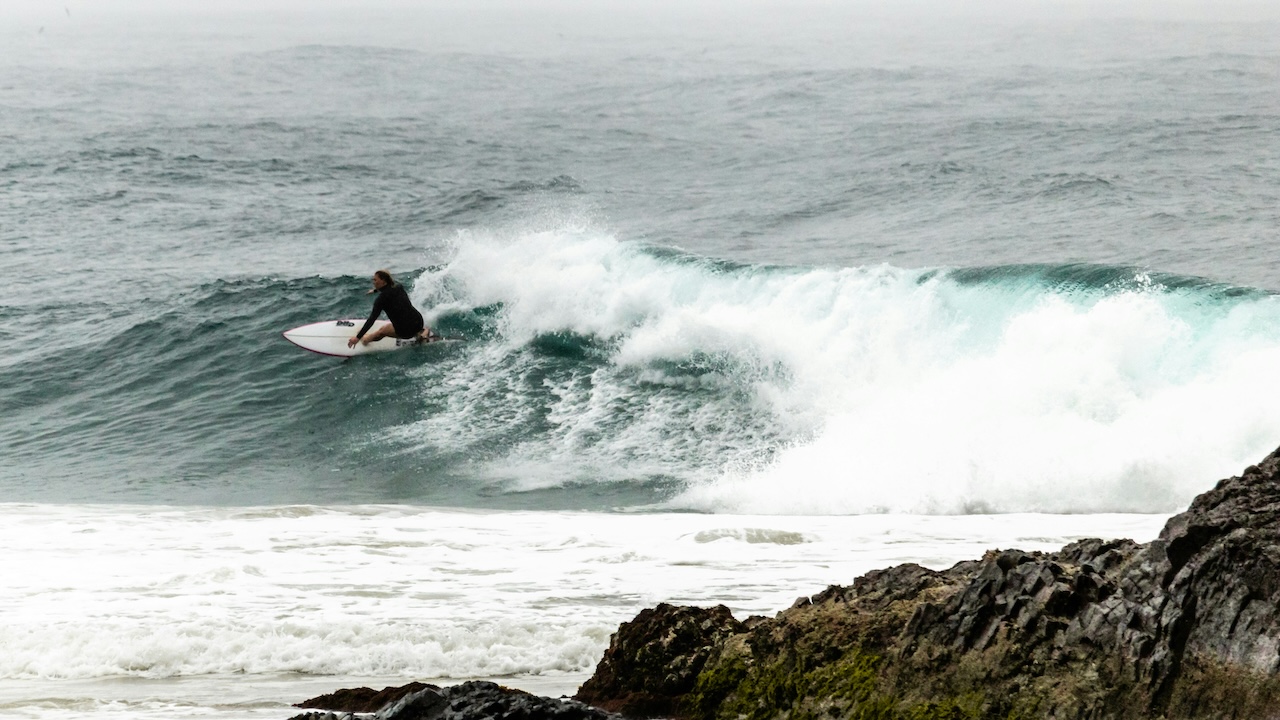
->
283;319;425;358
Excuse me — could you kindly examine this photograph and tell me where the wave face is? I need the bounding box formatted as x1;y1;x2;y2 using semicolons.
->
4;226;1280;513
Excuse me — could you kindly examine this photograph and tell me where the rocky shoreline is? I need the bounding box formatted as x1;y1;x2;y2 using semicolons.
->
294;449;1280;720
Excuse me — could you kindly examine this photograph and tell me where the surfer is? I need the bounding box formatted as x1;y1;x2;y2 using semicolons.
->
347;270;432;348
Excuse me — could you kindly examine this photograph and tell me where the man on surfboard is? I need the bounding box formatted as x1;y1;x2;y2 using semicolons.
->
347;270;432;348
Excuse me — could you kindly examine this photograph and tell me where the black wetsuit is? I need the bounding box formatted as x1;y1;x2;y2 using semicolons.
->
357;283;425;340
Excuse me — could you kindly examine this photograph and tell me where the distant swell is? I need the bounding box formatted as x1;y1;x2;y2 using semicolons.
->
4;226;1280;513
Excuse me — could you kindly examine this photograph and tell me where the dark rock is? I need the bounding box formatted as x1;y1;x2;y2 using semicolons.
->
295;682;436;713
576;446;1280;719
377;686;446;720
574;603;746;718
291;680;621;720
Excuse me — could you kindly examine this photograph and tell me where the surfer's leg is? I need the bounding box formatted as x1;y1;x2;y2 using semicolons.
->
361;323;397;344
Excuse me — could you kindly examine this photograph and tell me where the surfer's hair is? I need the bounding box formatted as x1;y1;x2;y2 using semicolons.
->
375;270;394;286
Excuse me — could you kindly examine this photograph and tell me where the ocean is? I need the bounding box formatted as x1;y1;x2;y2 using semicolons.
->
1;3;1278;718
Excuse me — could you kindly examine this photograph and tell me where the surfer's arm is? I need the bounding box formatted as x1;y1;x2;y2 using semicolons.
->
355;296;386;340
348;296;385;347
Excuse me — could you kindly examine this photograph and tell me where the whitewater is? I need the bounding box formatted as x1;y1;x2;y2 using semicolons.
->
418;228;1280;515
0;505;1169;720
3;2;1280;719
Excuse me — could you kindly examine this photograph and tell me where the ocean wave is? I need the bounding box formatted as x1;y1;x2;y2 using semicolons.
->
404;227;1280;513
4;226;1280;513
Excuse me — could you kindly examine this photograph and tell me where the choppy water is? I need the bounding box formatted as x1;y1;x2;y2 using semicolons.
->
1;4;1278;719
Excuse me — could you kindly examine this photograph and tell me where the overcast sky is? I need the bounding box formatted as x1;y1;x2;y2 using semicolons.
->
3;0;1277;71
6;0;1280;22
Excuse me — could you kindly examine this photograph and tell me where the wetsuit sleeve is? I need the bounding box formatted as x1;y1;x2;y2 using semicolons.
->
356;294;386;339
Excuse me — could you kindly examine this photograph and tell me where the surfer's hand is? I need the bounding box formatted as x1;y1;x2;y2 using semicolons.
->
347;337;358;348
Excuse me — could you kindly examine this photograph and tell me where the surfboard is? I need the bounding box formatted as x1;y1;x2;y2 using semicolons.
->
283;319;428;358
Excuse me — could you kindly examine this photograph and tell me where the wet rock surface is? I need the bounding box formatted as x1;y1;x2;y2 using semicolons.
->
575;448;1280;719
294;682;436;714
575;603;746;717
291;680;622;720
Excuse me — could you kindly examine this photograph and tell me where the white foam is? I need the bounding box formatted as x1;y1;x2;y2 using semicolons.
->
0;504;1167;687
678;291;1280;514
404;227;1280;513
